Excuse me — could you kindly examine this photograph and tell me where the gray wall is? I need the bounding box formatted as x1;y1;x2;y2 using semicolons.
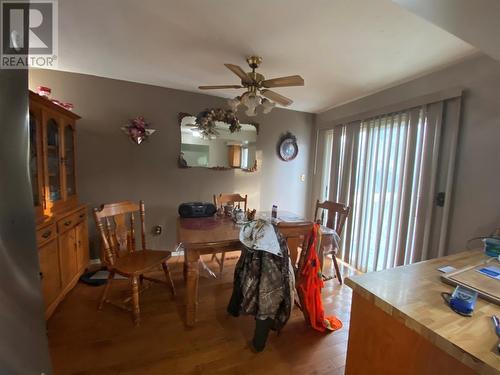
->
1;70;52;373
315;53;500;254
29;70;314;257
32;53;499;259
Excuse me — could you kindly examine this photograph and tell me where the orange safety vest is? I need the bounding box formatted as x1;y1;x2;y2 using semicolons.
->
296;223;343;332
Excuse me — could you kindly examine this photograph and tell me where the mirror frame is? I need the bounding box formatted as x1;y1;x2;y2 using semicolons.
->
178;111;259;172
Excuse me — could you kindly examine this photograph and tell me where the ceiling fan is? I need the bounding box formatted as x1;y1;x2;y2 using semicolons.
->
198;56;304;116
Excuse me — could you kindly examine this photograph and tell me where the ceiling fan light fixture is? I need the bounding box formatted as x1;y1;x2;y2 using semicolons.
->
199;56;303;115
243;94;260;112
261;98;275;114
240;92;251;106
245;107;257;117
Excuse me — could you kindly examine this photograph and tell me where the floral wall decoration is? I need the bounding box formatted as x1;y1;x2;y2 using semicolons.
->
194;108;241;138
121;116;156;145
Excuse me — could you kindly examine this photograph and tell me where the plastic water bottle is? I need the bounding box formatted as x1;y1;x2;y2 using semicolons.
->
272;205;278;219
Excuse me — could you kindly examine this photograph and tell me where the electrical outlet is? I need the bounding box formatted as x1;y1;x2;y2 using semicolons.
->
300;174;306;182
153;225;162;235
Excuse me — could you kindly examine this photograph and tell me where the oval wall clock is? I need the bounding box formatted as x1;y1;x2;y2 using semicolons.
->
277;132;298;161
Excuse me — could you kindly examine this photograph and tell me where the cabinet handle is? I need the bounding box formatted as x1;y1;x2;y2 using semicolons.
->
41;230;52;239
64;220;72;226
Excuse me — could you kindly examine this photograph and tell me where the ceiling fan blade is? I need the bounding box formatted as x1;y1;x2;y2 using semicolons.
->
261;89;293;106
198;85;243;90
224;64;249;81
262;75;304;88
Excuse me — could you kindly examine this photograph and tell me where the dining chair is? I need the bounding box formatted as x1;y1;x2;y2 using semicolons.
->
211;193;248;272
277;221;314;323
314;199;350;284
214;193;248;212
93;200;176;326
277;221;314;272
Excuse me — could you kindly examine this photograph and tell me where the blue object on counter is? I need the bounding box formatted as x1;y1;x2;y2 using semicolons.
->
493;315;500;354
449;286;478;316
483;237;500;257
493;315;500;336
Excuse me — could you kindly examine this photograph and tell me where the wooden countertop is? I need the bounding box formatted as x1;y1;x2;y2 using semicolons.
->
345;250;500;374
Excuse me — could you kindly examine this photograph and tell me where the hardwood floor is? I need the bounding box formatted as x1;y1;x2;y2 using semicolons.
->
46;254;359;375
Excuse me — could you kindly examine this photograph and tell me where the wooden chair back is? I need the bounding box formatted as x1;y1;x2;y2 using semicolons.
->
277;221;314;271
93;200;147;266
314;200;350;236
213;193;248;211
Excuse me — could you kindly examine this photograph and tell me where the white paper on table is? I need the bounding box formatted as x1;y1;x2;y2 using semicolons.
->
437;266;457;273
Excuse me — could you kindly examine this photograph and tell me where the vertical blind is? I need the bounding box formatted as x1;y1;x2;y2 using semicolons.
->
326;102;451;272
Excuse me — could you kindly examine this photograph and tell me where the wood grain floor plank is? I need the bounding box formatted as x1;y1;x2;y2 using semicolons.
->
47;256;358;374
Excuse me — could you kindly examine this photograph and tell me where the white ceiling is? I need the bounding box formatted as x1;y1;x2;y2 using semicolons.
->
393;0;500;63
53;0;476;113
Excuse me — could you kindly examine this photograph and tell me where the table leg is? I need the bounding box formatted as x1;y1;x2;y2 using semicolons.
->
183;248;188;283
185;248;200;327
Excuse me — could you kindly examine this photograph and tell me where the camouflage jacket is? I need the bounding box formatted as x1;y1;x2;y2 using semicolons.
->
229;222;294;331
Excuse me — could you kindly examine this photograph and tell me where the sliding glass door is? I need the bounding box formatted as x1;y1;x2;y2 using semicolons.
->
321;99;460;273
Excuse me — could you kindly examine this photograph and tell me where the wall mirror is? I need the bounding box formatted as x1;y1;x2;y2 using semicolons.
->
178;113;258;171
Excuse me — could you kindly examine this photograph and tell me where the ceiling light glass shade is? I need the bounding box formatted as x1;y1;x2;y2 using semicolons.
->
227;97;240;112
261;98;275;114
240;92;251;106
232;91;274;117
249;95;260;107
243;94;260;113
245;107;257;117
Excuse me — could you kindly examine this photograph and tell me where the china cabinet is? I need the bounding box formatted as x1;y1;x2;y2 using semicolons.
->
29;91;89;319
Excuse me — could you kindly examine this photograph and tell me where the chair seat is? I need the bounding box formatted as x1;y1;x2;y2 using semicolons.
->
112;250;171;276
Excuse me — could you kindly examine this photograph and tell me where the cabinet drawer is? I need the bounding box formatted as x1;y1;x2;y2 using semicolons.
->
57;208;86;233
36;223;57;246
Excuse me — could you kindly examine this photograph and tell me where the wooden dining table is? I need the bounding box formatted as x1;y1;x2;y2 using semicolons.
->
176;212;336;327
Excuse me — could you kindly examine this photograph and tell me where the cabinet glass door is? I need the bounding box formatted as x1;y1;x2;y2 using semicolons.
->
46;119;62;202
64;124;76;197
29;113;40;207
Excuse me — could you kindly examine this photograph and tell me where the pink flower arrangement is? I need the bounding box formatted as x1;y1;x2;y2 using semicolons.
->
121;116;156;145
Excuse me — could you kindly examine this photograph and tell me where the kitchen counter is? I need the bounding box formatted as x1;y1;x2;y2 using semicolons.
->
345;249;500;375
